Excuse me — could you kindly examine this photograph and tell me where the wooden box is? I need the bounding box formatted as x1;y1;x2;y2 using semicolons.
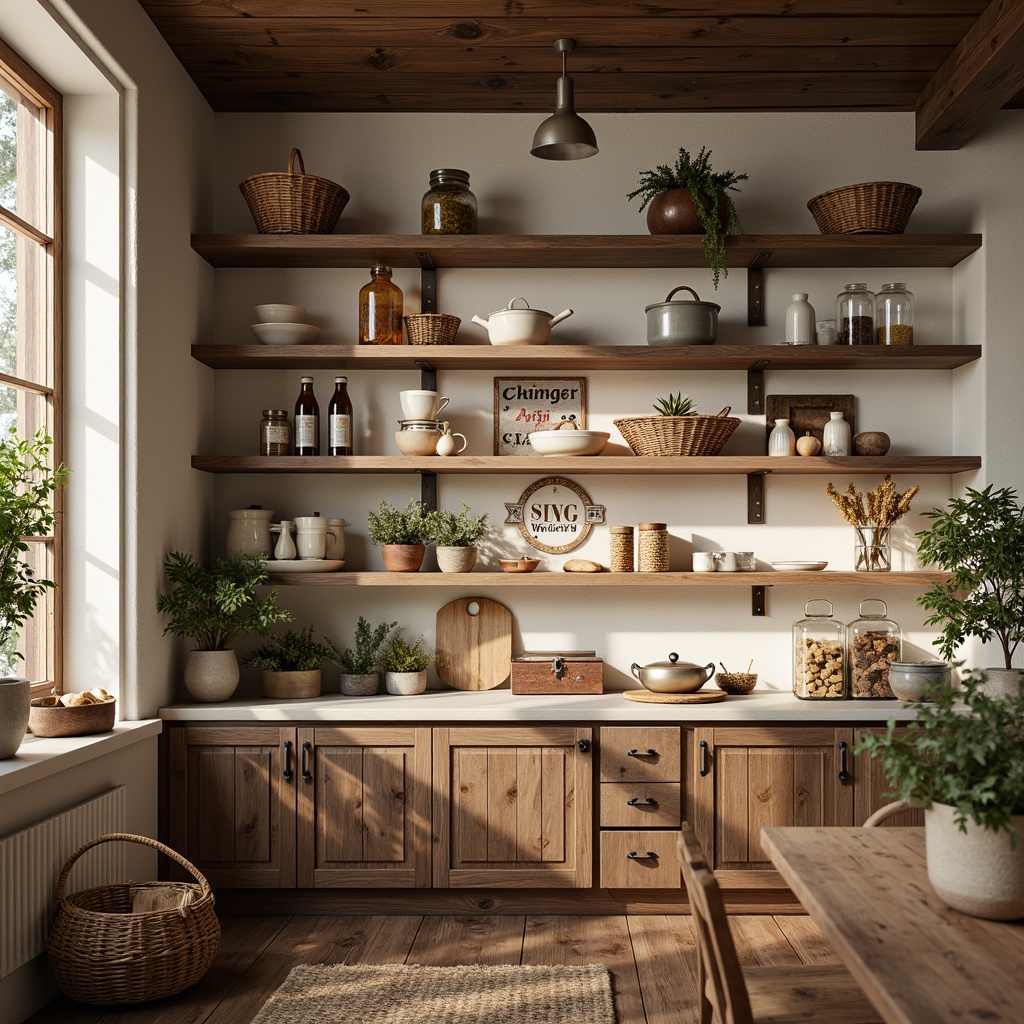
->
511;651;604;695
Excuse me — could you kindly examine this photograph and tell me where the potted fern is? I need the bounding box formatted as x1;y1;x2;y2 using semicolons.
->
429;502;489;573
334;616;397;696
367;499;433;572
242;625;336;699
381;630;435;696
614;392;740;457
626;146;747;288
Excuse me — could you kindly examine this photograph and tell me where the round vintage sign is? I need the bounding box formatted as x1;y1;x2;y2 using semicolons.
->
504;477;605;554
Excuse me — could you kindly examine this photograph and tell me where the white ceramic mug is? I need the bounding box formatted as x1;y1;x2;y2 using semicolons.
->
692;552;717;572
400;390;449;420
294;516;338;560
714;551;738;572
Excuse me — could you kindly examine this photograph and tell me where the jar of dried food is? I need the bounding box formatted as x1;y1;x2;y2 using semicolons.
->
876;282;914;346
259;409;290;456
609;525;634;572
421;168;477;235
637;522;669;572
835;282;875;346
793;599;846;699
847;598;901;698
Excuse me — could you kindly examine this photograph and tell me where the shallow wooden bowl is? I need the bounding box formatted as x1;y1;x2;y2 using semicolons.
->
499;558;540;573
29;696;116;737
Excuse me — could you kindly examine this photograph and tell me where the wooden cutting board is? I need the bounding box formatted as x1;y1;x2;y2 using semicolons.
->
623;689;727;704
435;597;513;690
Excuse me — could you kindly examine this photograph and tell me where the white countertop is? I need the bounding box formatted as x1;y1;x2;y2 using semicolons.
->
158;688;920;723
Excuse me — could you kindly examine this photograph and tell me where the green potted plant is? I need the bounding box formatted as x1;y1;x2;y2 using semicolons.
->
915;484;1024;696
156;551;292;702
380;630;435;696
334;615;397;696
367;499;433;572
626;146;748;288
242;625;336;699
0;428;68;758
429;502;489;573
856;669;1024;920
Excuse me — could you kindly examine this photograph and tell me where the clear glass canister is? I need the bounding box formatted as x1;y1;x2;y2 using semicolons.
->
793;599;847;699
259;409;290;456
848;598;901;698
835;282;875;346
876;282;914;346
421;168;477;235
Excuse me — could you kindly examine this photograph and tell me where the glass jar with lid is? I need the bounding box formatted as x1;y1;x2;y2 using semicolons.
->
848;598;901;698
421;168;478;235
259;409;290;456
835;283;875;345
793;599;847;699
876;282;914;346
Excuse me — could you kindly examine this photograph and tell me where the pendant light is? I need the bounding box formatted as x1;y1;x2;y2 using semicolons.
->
530;38;598;161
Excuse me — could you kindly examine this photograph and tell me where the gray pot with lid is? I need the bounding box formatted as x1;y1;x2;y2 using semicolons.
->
630;652;716;693
646;285;720;346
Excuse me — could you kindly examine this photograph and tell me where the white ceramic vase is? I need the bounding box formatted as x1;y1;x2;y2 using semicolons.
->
768;418;796;456
184;650;240;703
385;670;427;696
925;801;1024;920
785;293;815;345
436;546;478;573
340;672;379;696
822;410;851;456
0;677;31;759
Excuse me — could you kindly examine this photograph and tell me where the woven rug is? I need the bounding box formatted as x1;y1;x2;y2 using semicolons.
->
249;962;616;1024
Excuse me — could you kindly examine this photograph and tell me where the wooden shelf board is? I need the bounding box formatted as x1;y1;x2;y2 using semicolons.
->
191;233;981;270
192;454;982;475
191;343;981;372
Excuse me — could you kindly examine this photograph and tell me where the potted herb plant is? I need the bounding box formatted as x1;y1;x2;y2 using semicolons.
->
367;499;433;572
429;502;489;573
0;428;68;759
156;551;292;702
380;630;435;696
626;146;748;288
856;669;1024;920
915;485;1024;696
242;625;336;699
334;616;396;696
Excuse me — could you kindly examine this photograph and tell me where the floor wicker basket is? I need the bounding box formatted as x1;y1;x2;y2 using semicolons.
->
46;833;220;1005
614;407;741;457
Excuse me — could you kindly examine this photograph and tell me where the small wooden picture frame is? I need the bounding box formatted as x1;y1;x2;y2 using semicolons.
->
766;394;855;445
494;377;587;456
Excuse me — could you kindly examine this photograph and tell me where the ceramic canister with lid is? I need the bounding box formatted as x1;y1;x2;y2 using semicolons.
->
226;507;274;558
793;599;846;699
847;599;901;698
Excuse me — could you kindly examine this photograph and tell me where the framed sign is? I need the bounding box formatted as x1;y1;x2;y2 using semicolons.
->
493;377;587;456
504;477;605;554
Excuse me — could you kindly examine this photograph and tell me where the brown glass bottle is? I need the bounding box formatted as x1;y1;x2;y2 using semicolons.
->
358;265;404;345
327;375;353;455
293;376;319;455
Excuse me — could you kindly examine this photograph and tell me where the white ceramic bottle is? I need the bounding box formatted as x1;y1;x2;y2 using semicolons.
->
768;417;797;456
822;411;852;456
785;293;816;345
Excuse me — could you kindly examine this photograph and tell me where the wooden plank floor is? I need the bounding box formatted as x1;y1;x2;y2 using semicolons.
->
27;913;840;1024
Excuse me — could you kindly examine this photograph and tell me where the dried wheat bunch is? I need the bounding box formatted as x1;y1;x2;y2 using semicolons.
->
826;475;919;528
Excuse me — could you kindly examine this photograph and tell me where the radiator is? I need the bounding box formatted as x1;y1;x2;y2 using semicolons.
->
0;786;126;978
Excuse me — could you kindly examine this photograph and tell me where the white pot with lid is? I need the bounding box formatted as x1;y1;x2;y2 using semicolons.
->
471;296;573;346
226;507;274;558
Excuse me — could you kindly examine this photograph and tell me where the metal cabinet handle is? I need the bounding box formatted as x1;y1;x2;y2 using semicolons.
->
301;740;313;781
627;796;657;807
283;740;293;781
578;738;591;753
699;739;710;777
626;850;658;860
838;739;850;784
627;747;657;758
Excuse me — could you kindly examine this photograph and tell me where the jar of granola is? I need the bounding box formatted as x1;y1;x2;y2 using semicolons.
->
847;599;901;698
793;599;847;699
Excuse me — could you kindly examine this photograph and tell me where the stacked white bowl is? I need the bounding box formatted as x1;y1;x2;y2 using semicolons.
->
250;304;321;345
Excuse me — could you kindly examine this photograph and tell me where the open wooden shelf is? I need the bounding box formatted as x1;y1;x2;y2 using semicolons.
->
191;343;981;372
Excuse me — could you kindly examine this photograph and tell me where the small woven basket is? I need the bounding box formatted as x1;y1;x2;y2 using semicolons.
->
240;148;349;234
404;313;461;345
47;833;220;1005
717;672;758;695
807;181;922;235
614;406;740;457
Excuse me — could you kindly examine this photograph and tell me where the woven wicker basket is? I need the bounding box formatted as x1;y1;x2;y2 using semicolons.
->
47;833;220;1005
807;181;921;235
240;148;349;234
404;313;461;345
614;406;740;457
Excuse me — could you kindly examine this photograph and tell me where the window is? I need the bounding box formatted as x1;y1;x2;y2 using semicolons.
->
0;39;61;693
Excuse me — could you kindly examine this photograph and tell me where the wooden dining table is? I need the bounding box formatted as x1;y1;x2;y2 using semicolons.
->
761;826;1024;1024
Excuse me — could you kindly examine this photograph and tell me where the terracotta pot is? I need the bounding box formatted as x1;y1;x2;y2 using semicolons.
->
381;543;425;572
646;188;726;235
184;650;239;703
340;672;379;696
436;546;478;573
262;669;321;699
385;670;427;696
0;677;31;759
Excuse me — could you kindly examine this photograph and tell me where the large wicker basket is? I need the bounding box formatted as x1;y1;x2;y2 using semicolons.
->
404;313;461;345
240;147;349;234
47;833;220;1005
807;181;921;235
614;406;741;456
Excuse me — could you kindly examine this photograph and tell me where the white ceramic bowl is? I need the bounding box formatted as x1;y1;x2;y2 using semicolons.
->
528;429;610;456
250;322;321;345
255;304;307;324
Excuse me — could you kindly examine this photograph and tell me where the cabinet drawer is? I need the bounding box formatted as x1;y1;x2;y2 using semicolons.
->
599;831;681;889
600;727;681;782
600;782;681;828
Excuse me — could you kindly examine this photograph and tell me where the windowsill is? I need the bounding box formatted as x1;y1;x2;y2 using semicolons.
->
0;720;162;797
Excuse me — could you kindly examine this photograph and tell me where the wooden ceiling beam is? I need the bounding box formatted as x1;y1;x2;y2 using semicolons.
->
916;0;1024;149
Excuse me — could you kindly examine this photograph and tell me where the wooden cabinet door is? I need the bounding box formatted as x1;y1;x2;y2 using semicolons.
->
852;726;925;827
296;726;432;888
433;726;593;888
689;726;854;870
168;725;297;888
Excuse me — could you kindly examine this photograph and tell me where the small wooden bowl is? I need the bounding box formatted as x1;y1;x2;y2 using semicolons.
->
499;558;540;573
716;673;757;695
29;696;116;737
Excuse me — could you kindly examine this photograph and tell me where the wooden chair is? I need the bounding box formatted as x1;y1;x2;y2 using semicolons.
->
677;823;882;1024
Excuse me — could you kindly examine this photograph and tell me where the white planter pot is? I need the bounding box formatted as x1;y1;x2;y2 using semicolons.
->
436;546;478;573
925;801;1024;920
385;670;427;696
340;672;379;696
977;667;1023;700
0;677;31;759
184;650;240;703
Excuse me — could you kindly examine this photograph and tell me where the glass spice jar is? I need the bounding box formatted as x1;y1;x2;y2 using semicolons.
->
609;525;635;572
876;282;914;346
847;599;901;698
259;409;290;456
637;522;669;572
835;282;875;345
793;599;847;699
421;168;478;235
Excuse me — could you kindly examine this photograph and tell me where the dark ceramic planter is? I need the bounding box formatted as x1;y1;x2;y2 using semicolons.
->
646;188;726;235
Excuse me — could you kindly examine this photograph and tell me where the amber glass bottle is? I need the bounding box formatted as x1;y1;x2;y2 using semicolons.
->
328;375;353;455
358;265;403;345
293;376;319;456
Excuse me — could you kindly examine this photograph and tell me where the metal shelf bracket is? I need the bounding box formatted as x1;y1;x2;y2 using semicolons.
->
751;585;767;616
747;471;767;525
747;358;772;415
746;249;774;326
419;470;437;511
414;358;436;391
415;251;437;314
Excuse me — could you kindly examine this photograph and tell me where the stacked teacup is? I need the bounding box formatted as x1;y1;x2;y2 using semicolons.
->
395;390;466;456
250;304;322;345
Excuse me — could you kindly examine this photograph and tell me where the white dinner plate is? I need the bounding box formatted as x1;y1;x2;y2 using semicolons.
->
771;561;828;572
265;559;344;572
